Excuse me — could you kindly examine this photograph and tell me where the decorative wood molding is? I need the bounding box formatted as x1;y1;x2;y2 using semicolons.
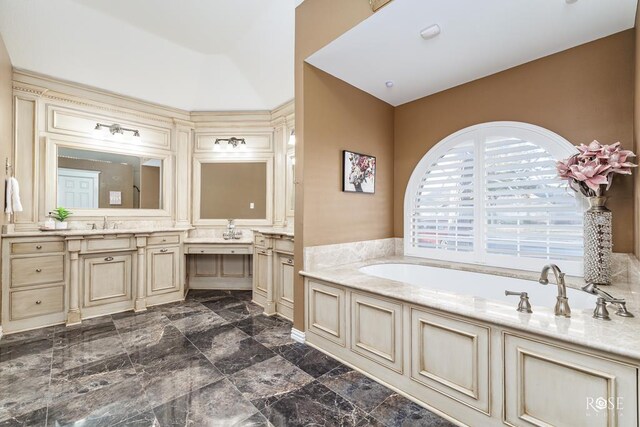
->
370;0;393;12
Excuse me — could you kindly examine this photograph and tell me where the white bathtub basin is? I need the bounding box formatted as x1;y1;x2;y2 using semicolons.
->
359;263;597;310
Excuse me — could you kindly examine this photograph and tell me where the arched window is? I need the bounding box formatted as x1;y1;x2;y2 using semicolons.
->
404;122;583;275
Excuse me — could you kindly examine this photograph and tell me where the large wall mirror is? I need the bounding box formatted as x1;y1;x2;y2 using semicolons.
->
45;137;172;217
57;147;163;209
193;157;273;226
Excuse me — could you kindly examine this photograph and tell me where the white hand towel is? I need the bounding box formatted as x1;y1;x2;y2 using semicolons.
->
5;177;23;214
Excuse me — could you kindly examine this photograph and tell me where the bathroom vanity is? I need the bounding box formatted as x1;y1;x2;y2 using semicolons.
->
1;229;185;333
253;228;294;321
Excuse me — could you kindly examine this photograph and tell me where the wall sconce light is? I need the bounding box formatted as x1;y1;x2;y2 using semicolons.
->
214;137;246;148
94;123;140;137
288;129;296;146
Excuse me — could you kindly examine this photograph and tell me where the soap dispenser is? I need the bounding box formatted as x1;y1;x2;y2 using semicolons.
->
44;212;55;230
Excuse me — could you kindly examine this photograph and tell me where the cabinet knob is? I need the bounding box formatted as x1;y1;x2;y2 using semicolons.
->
36;245;42;249
35;300;41;305
162;239;167;242
200;250;205;253
35;268;42;273
231;250;235;254
160;248;168;253
105;256;114;261
287;259;293;264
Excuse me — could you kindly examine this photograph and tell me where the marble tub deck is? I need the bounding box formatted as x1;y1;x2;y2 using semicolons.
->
0;291;455;427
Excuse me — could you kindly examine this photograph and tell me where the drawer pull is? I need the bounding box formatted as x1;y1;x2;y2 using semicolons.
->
160;248;168;253
231;250;235;254
259;250;266;255
200;250;205;253
287;259;293;264
35;268;42;273
104;256;114;261
36;245;42;249
162;239;167;242
35;300;42;305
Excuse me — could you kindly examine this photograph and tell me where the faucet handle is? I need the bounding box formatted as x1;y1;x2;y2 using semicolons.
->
593;297;611;321
505;290;533;314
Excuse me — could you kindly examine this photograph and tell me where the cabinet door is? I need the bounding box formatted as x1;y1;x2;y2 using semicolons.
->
147;247;180;296
276;253;294;320
83;254;132;308
254;249;269;295
504;333;638;427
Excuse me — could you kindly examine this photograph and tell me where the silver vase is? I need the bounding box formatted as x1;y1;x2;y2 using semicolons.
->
584;196;612;285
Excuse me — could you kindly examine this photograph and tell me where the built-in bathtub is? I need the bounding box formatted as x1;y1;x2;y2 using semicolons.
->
359;262;597;310
302;257;640;427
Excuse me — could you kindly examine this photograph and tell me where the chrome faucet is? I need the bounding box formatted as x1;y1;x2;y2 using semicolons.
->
223;219;242;240
539;264;571;317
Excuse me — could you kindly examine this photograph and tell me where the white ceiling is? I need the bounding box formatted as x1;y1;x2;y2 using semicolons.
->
0;0;296;111
307;0;637;107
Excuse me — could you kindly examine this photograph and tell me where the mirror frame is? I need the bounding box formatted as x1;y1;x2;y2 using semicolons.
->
45;135;173;218
192;155;273;227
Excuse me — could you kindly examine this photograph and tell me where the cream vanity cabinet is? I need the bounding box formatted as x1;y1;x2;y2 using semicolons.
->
304;277;640;427
146;234;182;299
252;231;294;320
1;237;66;332
1;231;186;333
79;235;136;318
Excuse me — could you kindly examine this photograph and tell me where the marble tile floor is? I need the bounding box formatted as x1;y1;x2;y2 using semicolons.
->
0;290;456;427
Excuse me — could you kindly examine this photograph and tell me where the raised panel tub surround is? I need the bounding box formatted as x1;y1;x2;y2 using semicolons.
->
302;275;640;427
252;230;294;319
1;230;186;334
2;236;67;332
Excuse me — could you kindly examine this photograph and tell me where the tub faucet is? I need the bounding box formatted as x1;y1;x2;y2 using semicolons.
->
539;264;571;317
581;283;634;318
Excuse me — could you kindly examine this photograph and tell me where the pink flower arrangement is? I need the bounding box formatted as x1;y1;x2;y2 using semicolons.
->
557;141;636;197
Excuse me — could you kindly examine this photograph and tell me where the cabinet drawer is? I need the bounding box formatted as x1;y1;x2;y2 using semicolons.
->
411;308;490;414
11;241;64;254
85;237;133;252
148;234;180;246
307;280;346;346
187;245;251;255
10;285;64;320
274;238;294;253
11;255;64;287
83;254;133;307
504;333;638;427
254;234;267;248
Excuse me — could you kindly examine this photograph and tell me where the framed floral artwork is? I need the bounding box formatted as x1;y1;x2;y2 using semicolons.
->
343;150;376;194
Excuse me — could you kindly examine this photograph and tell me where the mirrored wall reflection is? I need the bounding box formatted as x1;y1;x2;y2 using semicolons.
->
57;147;163;209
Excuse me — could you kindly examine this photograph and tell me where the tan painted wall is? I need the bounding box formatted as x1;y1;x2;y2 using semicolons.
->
140;165;160;209
58;157;135;208
0;35;12;306
635;10;640;259
294;0;377;328
200;162;267;219
395;30;636;253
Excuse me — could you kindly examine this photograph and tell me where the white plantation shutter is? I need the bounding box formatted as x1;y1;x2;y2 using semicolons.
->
408;139;475;254
405;122;583;275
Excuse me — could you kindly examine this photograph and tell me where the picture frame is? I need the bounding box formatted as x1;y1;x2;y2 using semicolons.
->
342;150;376;194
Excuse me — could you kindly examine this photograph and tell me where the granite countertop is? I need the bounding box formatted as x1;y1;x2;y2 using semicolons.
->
252;227;294;238
2;227;190;238
301;255;640;361
184;237;253;244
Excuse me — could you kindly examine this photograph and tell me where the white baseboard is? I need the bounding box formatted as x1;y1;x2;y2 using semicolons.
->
290;328;306;344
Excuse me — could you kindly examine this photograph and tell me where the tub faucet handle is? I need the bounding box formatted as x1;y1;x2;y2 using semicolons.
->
505;290;533;314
